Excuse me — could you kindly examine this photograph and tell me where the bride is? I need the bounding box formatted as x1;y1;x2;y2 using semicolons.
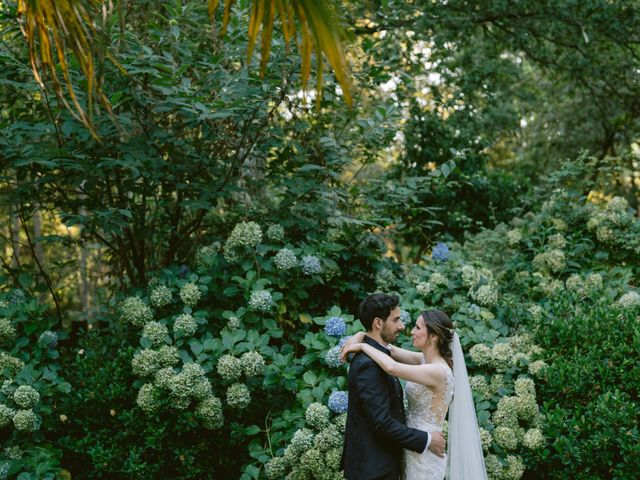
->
341;310;487;480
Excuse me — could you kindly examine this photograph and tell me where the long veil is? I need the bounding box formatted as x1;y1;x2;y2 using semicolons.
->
447;332;488;479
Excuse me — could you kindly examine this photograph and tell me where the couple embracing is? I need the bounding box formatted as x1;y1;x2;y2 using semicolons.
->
339;293;487;480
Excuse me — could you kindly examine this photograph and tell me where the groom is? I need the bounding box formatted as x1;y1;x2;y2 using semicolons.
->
341;293;445;480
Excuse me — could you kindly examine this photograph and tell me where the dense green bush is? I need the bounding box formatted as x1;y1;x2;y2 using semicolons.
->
0;291;70;479
533;299;640;479
460;174;640;479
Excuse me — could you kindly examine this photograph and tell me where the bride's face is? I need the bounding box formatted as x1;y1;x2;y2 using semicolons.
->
411;316;429;349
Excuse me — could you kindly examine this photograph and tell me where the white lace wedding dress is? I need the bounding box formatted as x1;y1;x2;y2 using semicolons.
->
402;364;455;480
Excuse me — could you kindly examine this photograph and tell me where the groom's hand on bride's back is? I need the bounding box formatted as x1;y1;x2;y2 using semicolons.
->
428;431;446;458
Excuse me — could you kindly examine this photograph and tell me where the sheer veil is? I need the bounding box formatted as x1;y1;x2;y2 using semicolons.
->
447;332;488;479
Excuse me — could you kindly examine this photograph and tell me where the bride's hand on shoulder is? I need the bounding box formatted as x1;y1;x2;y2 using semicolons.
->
339;332;366;362
340;342;365;362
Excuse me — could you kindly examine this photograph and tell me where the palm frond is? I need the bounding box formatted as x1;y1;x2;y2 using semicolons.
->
209;0;352;106
18;0;111;139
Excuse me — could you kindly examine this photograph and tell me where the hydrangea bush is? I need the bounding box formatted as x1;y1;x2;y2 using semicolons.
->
0;291;70;478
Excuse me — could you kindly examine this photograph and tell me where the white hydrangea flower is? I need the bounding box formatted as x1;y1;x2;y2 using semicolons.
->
223;221;263;262
173;313;198;338
0;381;14;397
533;249;566;273
265;456;288;480
284;428;315;459
469;344;492;366
528;304;543;320
479;309;495;321
507;229;522;246
240;351;265;377
504;455;525;480
217;354;242;381
153;367;177;390
0;404;14;427
142;321;168;346
586;273;603;291
168;363;212;407
416;282;434;296
484;454;501;479
493;396;520;428
469;375;491;398
537;276;563;296
618;291;640;308
301;255;322;275
266;224;285;242
0;353;24;376
13;386;40;409
305;402;330;431
492;343;513;371
249;290;273;312
566;274;586;296
4;446;22;461
226;383;251;409
149;285;172;308
523;428;545;449
12;409;39;432
375;268;396;290
606;196;629;225
596;225;614;242
515;394;539;422
274;248;298;271
552;218;568;232
0;318;16;342
514;377;536;398
429;272;447;286
136;383;160;414
461;265;480;288
473;284;499;307
227;316;241;329
548;233;567;249
196;395;224;429
157;345;180;367
479;427;493;452
494;426;518;450
132;349;161;377
120;297;153;327
179;283;201;308
528;360;548;377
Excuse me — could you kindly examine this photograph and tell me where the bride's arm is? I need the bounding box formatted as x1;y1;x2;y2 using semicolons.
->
343;343;444;388
340;332;423;365
388;344;424;366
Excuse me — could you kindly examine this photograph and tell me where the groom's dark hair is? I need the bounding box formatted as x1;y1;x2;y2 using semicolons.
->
359;293;400;331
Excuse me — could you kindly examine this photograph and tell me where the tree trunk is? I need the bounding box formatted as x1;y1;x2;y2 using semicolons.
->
10;205;21;269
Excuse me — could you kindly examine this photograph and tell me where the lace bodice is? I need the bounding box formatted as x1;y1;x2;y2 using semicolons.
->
405;363;454;430
402;363;454;480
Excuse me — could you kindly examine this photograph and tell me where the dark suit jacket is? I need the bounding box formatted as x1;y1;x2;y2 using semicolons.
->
340;336;429;480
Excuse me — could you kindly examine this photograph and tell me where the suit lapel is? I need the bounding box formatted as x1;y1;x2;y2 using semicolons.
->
363;336;403;405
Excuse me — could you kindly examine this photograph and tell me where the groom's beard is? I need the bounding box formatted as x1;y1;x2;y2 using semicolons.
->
381;328;401;344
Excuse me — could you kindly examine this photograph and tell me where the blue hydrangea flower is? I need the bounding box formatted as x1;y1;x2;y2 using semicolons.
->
431;243;450;261
400;310;411;325
338;335;352;348
328;391;348;414
325;317;346;337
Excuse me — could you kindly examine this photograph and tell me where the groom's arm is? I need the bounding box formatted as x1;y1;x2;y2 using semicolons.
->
355;358;429;453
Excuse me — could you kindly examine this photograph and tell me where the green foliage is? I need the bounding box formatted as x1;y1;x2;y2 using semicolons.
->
0;291;69;479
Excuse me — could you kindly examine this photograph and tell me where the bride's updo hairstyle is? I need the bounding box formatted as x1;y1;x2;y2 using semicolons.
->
421;310;454;369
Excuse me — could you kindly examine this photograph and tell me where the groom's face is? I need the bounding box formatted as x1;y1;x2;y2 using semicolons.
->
380;306;404;344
